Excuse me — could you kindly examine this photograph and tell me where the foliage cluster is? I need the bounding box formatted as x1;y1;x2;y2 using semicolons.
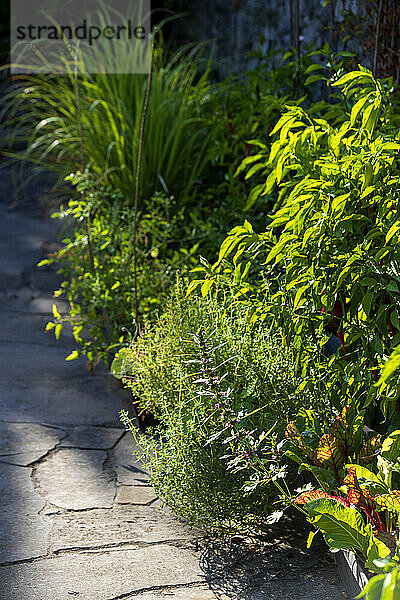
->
113;279;327;531
193;67;400;422
285;412;400;599
5;22;400;598
30;46;320;364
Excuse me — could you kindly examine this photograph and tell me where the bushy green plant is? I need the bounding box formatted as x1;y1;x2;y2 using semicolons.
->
43;171;206;366
38;48;326;364
113;279;331;532
192;66;400;423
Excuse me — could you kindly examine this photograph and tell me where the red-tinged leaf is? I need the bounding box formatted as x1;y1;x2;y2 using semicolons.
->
359;435;382;466
374;491;400;512
295;489;349;507
295;489;331;504
317;434;346;469
330;404;357;454
285;422;308;448
344;466;376;511
343;465;358;487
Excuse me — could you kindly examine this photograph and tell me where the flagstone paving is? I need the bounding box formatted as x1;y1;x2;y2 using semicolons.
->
0;166;347;599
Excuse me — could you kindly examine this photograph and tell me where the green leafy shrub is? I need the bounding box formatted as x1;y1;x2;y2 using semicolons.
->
192;67;400;422
113;280;331;532
43;171;207;366
39;49;322;363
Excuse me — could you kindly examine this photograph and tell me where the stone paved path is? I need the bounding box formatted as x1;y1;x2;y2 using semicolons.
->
0;168;347;599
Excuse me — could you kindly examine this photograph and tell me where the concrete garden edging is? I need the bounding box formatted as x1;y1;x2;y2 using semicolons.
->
335;549;370;599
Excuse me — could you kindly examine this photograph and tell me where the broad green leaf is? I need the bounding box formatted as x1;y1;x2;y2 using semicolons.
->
245;162;266;180
377;347;400;386
185;279;202;297
381;143;400;151
351;95;370;126
52;304;60;319
201;279;213;297
294;285;309;309
332;192;350;215
362;101;380;134
245;183;264;209
374;491;400;512
380;430;400;464
218;235;240;263
305;498;369;553
307;529;317;548
332;71;365;88
387;281;399;293
357;567;400;600
365;536;392;573
305;74;324;86
386;222;400;244
361;185;376;200
357;573;386;600
305;63;324;74
362;293;374;317
344;464;383;487
243;220;254;234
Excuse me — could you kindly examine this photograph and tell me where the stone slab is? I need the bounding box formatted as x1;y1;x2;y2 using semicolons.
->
0;203;57;292
115;485;157;505
0;310;74;346
0;362;130;426
0;341;97;381
131;579;345;600
0;450;55;467
111;433;150;485
0;462;49;563
47;505;202;552
60;426;124;450
0;422;65;462
0;545;204;600
9;295;69;315
34;448;115;510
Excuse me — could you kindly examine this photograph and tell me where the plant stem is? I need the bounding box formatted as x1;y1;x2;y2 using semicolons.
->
132;40;154;335
374;510;384;533
74;52;95;275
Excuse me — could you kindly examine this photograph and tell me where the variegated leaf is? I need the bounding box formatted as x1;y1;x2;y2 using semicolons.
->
285;421;316;462
295;489;349;506
317;434;346;469
374;490;400;512
330;404;357;454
